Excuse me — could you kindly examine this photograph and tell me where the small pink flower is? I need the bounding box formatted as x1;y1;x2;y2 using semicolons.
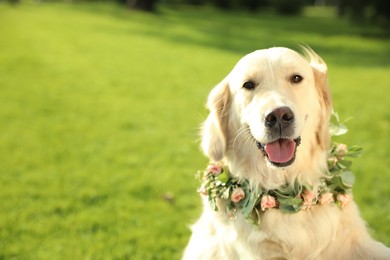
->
302;190;316;210
337;194;351;208
206;164;223;176
231;188;245;203
319;192;334;205
335;144;348;159
260;195;277;211
327;156;338;167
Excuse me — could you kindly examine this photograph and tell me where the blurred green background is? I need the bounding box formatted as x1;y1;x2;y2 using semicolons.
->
0;0;389;259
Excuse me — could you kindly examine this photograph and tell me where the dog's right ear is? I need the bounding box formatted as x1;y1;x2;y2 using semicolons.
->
201;76;231;162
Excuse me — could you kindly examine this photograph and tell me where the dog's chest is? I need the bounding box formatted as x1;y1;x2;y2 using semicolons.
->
227;205;342;259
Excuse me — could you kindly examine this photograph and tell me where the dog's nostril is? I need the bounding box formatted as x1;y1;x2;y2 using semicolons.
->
282;111;294;122
265;113;277;127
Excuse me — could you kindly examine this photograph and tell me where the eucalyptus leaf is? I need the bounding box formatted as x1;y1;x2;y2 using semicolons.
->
237;189;251;208
336;161;348;169
272;185;295;198
278;197;303;206
242;192;260;217
329;111;349;137
279;204;300;213
327;183;338;191
340;171;355;187
337;159;352;168
346;146;363;157
329;123;348;136
209;197;218;211
329;176;343;187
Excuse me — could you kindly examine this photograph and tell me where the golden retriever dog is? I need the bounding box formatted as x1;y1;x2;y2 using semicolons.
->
183;47;390;259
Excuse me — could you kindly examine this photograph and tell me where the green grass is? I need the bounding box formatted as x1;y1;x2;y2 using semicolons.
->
0;2;389;259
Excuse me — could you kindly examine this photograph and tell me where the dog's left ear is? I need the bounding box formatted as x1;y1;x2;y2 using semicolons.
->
201;76;231;161
304;47;333;149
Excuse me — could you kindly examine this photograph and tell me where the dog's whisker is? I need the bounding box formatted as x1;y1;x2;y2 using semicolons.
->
232;127;258;165
232;126;251;152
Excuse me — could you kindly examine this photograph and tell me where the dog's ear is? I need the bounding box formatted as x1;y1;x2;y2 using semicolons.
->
303;47;333;149
201;76;231;161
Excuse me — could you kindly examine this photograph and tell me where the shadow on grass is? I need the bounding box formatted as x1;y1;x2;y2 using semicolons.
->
72;3;390;67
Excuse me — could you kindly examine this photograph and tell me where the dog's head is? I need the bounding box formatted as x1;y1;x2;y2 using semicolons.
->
201;47;332;186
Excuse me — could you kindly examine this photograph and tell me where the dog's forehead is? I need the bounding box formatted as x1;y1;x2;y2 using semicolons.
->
233;47;308;72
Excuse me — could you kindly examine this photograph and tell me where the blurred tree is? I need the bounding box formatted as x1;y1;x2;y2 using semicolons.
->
273;0;306;15
187;0;207;5
119;0;158;11
339;0;389;26
239;0;269;11
371;0;390;25
212;0;231;9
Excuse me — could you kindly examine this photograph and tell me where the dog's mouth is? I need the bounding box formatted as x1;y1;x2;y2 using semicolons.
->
256;137;301;167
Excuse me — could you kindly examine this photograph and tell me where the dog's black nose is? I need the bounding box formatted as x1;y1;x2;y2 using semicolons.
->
265;107;294;129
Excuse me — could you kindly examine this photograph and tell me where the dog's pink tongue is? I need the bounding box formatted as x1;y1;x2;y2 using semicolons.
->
265;139;296;164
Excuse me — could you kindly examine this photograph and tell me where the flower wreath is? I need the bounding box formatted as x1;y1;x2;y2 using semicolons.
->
197;112;362;224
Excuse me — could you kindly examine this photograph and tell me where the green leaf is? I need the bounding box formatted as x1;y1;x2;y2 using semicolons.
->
216;171;229;184
278;196;303;213
279;204;301;213
272;185;295;198
329;111;349;136
209;197;218;211
337;159;352;169
241;191;261;217
237;189;250;208
278;197;303;206
329;175;343;187
340;171;355;187
346;146;363;157
329;123;348;136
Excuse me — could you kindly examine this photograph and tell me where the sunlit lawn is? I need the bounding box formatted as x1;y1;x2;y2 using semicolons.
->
0;2;389;259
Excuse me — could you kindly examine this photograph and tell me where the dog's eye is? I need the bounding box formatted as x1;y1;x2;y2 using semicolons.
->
243;81;256;90
291;75;303;84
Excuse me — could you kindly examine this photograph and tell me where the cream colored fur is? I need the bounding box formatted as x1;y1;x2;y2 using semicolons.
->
183;47;390;259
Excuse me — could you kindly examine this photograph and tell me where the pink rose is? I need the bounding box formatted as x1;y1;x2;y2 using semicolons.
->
302;190;316;210
260;195;277;211
319;192;334;205
337;194;351;208
206;164;223;176
231;188;245;203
